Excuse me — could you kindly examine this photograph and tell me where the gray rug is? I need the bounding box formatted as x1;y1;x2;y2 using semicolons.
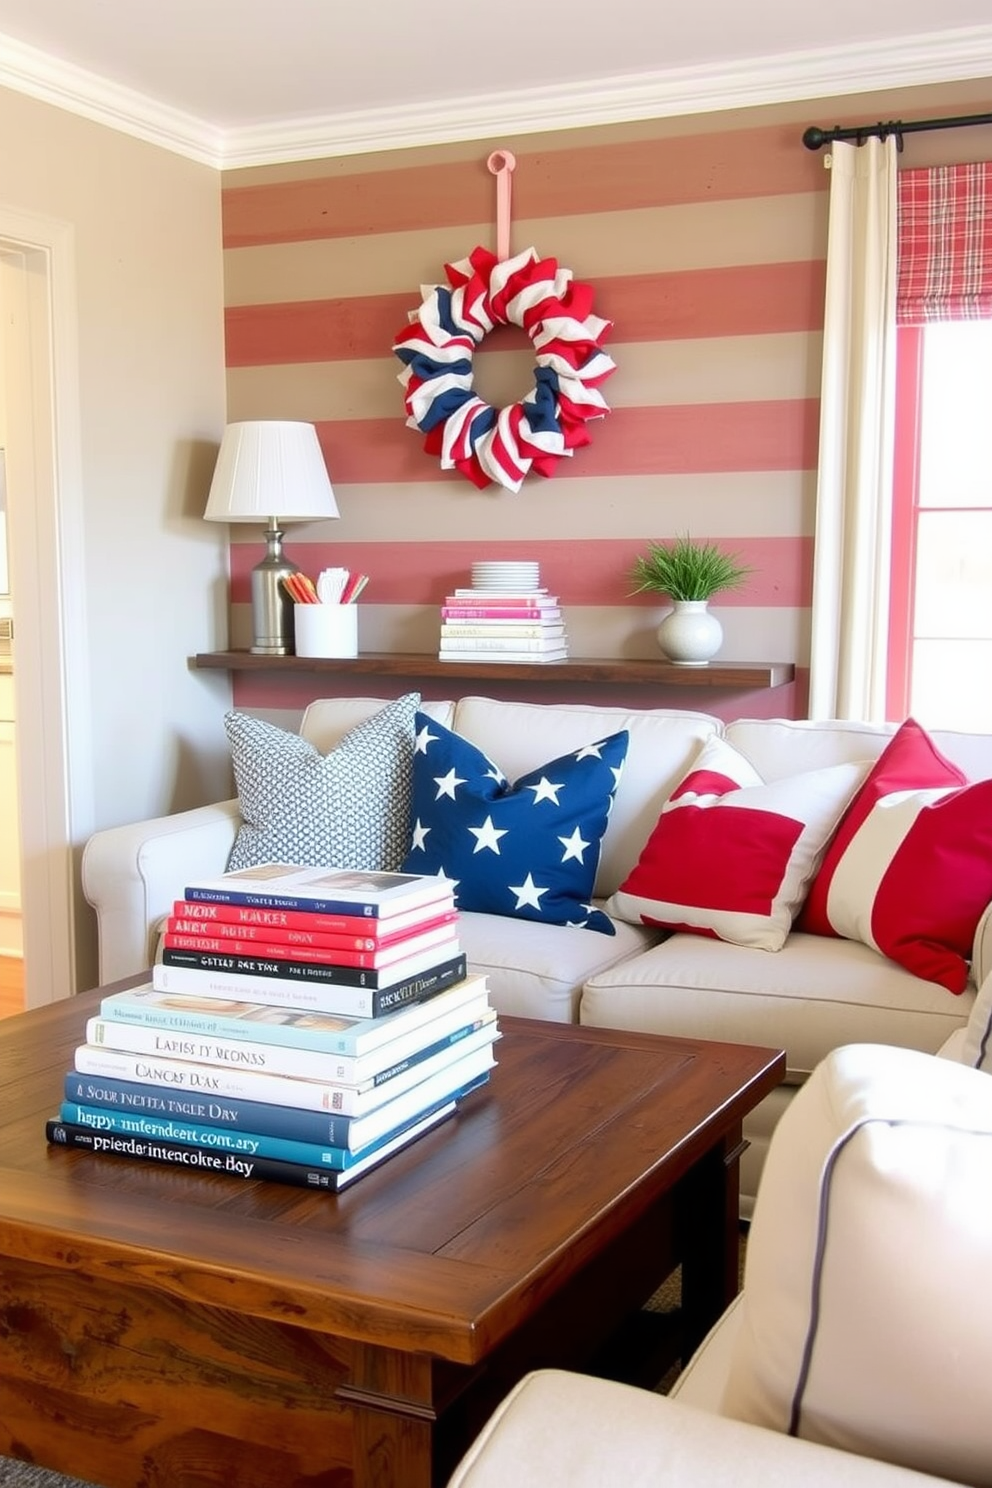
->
0;1468;102;1488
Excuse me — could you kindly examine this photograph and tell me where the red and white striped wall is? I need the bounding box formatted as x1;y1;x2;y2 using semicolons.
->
220;110;834;722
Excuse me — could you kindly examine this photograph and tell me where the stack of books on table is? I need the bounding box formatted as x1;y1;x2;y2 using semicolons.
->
45;865;499;1191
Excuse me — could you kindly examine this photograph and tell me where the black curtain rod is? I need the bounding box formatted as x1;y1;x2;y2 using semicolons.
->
803;110;992;151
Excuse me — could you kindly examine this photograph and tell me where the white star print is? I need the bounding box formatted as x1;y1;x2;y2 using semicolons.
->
508;873;548;910
434;768;466;800
410;818;431;851
558;827;590;863
468;815;508;855
415;723;439;754
485;765;506;786
575;740;605;760
527;776;564;805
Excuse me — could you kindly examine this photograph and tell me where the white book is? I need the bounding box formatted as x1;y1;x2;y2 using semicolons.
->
73;1037;498;1144
82;1011;499;1115
439;636;566;652
450;588;559;603
439;622;566;638
437;649;569;664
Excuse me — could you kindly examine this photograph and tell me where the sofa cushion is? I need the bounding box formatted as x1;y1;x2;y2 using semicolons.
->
459;909;659;1023
799;718;992;993
580;932;973;1081
300;695;454;751
402;712;628;934
606;735;865;951
225;692;419;873
721;1043;992;1484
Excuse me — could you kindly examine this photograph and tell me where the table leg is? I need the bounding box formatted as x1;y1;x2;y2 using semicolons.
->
678;1125;746;1358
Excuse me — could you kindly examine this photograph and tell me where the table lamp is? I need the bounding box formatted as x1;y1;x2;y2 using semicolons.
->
203;420;339;655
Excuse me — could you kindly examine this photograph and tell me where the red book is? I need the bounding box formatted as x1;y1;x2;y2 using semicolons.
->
166;907;458;952
162;923;460;969
170;899;456;941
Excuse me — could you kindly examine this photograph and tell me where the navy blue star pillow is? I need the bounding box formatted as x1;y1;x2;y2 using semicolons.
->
401;712;629;934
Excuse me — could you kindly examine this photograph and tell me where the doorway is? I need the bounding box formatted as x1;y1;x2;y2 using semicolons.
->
0;210;92;1010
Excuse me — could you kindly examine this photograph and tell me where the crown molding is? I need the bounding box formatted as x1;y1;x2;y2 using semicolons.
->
1;23;991;171
0;33;223;166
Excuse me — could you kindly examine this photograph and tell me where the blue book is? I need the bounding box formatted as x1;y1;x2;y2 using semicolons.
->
66;1038;497;1152
46;1099;463;1193
59;1072;489;1169
183;865;453;919
68;1015;499;1125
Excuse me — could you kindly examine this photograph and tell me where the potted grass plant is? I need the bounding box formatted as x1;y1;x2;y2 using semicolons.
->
629;533;753;665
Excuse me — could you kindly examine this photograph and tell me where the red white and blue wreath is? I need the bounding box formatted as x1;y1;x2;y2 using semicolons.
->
392;243;616;493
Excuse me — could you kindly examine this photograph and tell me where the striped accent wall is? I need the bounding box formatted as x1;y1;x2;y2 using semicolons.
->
221;112;832;724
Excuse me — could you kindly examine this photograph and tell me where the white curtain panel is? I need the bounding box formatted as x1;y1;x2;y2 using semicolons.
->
808;137;898;722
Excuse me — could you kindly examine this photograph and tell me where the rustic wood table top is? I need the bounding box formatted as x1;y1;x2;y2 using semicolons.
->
0;980;784;1487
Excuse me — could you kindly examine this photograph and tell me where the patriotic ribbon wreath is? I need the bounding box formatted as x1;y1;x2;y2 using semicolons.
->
392;245;616;493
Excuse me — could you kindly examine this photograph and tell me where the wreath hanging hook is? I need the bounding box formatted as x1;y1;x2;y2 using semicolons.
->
391;151;615;493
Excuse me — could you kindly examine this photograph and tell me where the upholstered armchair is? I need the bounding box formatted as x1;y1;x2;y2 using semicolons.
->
447;1036;992;1488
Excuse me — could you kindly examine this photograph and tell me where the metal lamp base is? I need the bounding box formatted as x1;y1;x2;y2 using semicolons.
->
250;522;299;655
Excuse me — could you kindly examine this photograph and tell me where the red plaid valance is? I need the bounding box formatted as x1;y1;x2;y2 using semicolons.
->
897;163;992;325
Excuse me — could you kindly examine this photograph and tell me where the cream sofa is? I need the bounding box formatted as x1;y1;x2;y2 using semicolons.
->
446;1037;992;1488
81;695;992;1210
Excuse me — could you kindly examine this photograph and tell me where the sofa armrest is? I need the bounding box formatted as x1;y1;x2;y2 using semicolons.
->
446;1371;954;1488
81;800;241;985
973;901;992;991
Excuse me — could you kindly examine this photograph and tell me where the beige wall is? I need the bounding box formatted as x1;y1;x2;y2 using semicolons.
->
0;84;230;989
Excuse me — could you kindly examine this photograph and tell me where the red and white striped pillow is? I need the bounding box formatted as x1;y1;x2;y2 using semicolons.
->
799;719;992;993
607;735;865;951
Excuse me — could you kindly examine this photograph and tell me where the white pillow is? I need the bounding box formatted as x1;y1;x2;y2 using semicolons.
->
606;735;866;951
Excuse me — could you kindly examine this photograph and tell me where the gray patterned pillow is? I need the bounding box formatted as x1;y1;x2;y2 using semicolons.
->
224;692;420;873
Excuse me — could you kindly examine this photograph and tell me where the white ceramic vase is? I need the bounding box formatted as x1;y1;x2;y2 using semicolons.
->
656;599;723;666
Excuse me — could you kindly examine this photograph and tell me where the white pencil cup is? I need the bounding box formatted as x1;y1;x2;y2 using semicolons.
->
293;603;358;658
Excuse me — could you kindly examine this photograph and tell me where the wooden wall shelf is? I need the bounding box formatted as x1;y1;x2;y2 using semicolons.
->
193;651;795;690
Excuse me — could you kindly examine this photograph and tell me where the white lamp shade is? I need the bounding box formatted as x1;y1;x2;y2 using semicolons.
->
203;421;339;523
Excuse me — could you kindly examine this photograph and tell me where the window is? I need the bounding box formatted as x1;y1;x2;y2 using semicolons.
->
888;164;992;730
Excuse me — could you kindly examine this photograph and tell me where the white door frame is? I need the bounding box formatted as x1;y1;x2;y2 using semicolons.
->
0;206;92;1007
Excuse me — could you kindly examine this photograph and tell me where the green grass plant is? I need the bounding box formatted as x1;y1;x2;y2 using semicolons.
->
629;533;753;602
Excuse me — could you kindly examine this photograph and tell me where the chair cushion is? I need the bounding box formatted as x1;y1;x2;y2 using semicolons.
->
959;968;992;1072
721;1043;992;1484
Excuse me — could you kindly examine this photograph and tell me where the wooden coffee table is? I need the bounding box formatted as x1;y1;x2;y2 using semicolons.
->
0;982;784;1488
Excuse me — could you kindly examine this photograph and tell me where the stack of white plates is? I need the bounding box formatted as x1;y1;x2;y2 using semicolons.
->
471;561;541;592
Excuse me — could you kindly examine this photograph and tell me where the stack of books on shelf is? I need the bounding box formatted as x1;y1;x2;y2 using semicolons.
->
438;559;568;664
46;865;499;1192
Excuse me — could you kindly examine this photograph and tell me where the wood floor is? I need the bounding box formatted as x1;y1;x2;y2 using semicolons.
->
0;956;24;1018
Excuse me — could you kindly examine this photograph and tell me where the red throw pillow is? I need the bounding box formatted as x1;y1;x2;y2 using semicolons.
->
799;718;992;992
606;735;865;951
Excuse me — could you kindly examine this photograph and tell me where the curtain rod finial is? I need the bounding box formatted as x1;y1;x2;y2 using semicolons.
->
803;126;828;150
